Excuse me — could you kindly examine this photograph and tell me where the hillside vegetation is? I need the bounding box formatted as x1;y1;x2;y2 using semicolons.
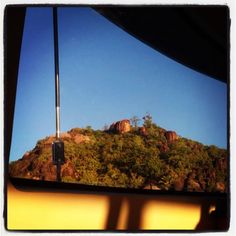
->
9;116;227;192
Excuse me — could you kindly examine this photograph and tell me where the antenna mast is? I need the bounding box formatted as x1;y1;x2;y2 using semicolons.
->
53;7;60;139
52;7;65;182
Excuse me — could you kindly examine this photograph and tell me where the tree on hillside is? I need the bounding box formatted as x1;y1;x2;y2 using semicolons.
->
130;115;140;129
142;113;153;128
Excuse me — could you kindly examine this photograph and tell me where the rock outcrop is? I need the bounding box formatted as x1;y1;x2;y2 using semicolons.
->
139;126;147;136
9;129;89;182
9;156;77;181
165;131;178;142
109;119;131;134
157;141;169;153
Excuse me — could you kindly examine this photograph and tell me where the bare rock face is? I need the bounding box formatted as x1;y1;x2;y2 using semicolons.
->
157;141;169;153
60;132;72;139
64;129;91;144
22;152;31;159
160;143;169;153
109;119;131;134
165;131;178;142
9;128;90;182
73;134;90;144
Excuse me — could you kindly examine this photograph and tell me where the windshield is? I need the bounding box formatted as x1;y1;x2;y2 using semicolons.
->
9;6;227;193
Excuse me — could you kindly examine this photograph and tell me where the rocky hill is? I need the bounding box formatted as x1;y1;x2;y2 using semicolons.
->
9;117;227;192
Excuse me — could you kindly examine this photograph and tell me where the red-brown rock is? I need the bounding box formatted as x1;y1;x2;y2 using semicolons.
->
165;131;178;142
160;143;169;153
22;152;31;159
61;161;77;178
139;126;147;136
109;119;131;134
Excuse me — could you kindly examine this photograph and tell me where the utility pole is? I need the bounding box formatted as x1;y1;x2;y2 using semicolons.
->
52;7;65;182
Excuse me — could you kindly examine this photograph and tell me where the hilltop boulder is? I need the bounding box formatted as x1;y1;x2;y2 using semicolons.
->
165;131;178;142
109;119;131;134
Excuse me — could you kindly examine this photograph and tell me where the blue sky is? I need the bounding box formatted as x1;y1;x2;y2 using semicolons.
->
10;7;227;162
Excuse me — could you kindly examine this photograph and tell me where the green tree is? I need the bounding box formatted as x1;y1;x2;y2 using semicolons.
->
142;113;153;129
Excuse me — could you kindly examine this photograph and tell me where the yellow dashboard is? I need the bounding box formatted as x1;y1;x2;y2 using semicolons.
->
6;180;227;231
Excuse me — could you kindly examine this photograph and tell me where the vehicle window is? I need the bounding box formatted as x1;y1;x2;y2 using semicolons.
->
9;7;227;193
